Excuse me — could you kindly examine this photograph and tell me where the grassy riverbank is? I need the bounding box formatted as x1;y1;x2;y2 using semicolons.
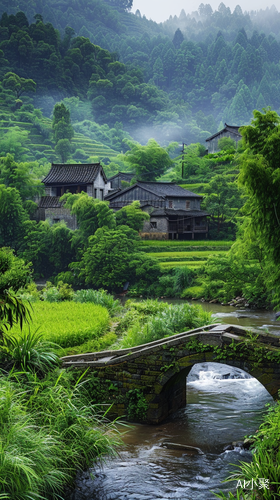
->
1;290;279;498
215;401;280;499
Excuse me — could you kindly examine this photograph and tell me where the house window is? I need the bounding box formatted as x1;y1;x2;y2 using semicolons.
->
168;200;173;208
53;218;60;224
150;221;157;229
186;201;190;209
100;189;104;200
94;188;97;198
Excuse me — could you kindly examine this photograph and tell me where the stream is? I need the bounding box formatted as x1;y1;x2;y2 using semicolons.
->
72;303;280;500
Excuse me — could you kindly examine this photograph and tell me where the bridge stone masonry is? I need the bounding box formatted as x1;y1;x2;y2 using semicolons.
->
61;324;280;424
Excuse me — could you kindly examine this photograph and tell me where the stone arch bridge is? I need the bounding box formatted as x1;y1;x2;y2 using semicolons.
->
61;324;280;424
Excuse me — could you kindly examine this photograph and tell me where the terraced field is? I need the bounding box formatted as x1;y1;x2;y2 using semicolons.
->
0;115;119;163
139;240;233;269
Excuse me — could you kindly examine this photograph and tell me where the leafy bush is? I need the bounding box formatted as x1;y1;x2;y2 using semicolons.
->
74;288;121;314
18;282;40;302
120;301;214;348
42;281;74;302
181;285;205;299
126;389;148;421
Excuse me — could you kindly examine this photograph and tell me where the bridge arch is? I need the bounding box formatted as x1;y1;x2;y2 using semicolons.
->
61;324;280;424
156;355;275;424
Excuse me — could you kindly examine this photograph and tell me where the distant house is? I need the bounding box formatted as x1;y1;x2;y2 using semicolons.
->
105;181;208;240
108;172;135;190
36;163;109;228
206;123;242;153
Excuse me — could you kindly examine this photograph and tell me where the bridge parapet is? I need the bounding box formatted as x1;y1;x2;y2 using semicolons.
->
61;324;280;424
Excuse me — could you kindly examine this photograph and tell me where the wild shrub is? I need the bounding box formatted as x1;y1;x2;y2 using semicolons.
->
18;282;40;302
74;288;121;314
120;302;214;347
42;281;74;302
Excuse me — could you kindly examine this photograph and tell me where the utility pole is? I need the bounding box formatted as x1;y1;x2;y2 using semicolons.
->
181;142;187;179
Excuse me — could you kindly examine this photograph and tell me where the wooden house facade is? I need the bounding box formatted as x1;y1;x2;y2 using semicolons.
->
36;163;109;228
206;123;242;153
105;181;208;240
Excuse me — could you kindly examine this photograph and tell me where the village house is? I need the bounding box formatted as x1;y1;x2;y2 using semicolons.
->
105;181;208;240
108;172;135;189
206;123;242;153
36;164;208;240
36;162;109;229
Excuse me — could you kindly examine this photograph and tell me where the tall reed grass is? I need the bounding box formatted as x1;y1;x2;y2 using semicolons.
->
119;300;214;348
0;370;123;499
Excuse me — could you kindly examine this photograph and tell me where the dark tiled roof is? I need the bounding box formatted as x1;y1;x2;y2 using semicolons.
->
38;196;63;208
108;172;135;181
105;188;121;198
43;163;104;185
137;182;202;198
104;181;202;201
206;123;242;142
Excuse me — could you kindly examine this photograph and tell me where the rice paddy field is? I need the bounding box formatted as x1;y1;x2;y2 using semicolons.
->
12;302;114;356
139;240;233;269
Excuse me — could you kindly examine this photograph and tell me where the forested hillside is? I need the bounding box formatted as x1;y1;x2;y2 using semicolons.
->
1;2;280;145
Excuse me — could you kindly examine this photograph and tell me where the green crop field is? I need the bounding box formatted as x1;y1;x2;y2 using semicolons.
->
141;240;232;269
12;302;111;354
159;261;207;269
140;240;234;248
149;250;227;261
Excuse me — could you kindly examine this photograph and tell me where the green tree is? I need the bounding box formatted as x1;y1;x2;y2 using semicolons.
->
80;226;159;292
218;137;236;151
0;247;32;341
0;128;29;162
115;201;149;231
62;192;116;240
19;220;76;279
52;102;74;143
2;72;36;98
203;175;243;234
0;154;44;201
55;139;72;163
239;108;280;268
123;139;173;181
0;184;27;248
172;29;184;49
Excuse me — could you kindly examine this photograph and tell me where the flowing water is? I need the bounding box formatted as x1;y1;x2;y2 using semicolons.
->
72;305;279;500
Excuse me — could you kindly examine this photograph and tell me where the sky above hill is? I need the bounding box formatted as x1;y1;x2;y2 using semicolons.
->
132;0;279;22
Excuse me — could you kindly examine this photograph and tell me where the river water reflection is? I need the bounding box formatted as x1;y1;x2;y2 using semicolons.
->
72;303;279;500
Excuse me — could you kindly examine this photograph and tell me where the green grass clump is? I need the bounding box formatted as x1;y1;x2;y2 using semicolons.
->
0;377;67;499
181;286;205;299
74;288;121;315
0;371;123;499
119;300;214;348
214;401;280;499
12;302;110;350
